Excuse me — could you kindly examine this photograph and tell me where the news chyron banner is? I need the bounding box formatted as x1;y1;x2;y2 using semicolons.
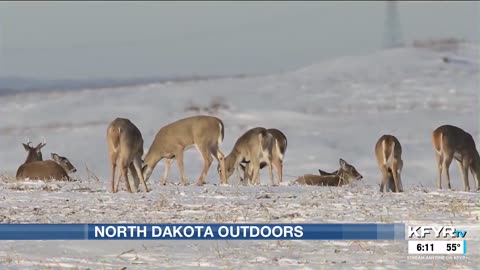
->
0;223;405;240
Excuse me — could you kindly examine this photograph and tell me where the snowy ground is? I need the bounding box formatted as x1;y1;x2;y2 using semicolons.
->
0;42;479;269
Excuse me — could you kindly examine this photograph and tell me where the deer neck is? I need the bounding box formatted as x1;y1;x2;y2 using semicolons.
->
25;152;42;164
336;170;348;186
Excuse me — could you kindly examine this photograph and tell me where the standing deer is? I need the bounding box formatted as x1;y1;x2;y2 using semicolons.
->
239;128;287;185
294;159;363;186
375;135;404;193
432;125;479;191
219;127;274;185
142;115;226;186
107;118;149;193
16;141;77;181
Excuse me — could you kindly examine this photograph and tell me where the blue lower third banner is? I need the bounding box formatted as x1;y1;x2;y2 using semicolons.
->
0;223;405;240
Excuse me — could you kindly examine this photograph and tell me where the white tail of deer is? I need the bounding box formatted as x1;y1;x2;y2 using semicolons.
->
432;125;479;192
16;140;77;181
239;128;287;185
220;127;274;185
142;115;226;186
107;118;149;193
375;134;404;193
294;159;363;186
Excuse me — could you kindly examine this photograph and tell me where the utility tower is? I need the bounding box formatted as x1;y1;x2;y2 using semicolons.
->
384;1;404;49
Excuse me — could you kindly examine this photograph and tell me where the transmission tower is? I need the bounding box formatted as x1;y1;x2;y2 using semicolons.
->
384;1;404;49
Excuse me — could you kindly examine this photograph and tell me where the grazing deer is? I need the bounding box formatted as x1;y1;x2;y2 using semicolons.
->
142;115;226;186
219;127;274;185
107;118;149;193
294;159;363;186
239;128;287;185
432;125;479;191
375;135;404;193
16;141;77;181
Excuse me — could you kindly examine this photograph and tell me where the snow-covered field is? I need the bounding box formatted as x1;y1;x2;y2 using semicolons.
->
0;42;478;269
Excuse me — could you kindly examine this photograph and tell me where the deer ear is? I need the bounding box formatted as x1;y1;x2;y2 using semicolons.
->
22;143;30;151
51;153;60;161
339;158;347;168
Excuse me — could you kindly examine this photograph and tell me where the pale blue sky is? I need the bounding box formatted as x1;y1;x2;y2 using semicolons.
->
0;1;477;79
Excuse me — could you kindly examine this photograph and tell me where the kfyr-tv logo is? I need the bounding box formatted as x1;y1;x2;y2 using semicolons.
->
408;226;467;239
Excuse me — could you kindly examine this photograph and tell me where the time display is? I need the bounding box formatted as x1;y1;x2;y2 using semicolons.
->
408;240;466;255
417;243;434;252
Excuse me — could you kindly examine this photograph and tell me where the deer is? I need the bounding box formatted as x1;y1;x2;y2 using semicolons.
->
142;115;227;186
375;134;404;193
107;118;149;193
238;128;287;185
16;141;77;181
432;124;479;192
294;159;363;186
219;127;275;185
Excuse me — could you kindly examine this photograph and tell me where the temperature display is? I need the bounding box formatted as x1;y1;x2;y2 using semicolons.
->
408;240;466;255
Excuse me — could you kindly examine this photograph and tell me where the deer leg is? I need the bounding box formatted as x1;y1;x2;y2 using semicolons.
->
110;162;117;193
392;167;401;193
386;170;394;192
237;162;249;185
196;146;213;186
435;152;443;189
238;161;252;185
379;166;388;193
128;163;139;193
443;155;453;190
114;167;122;193
250;160;261;185
175;150;187;186
242;163;252;185
122;162;133;193
461;159;471;192
397;169;403;192
161;159;172;186
244;163;253;184
267;162;275;186
470;163;480;191
276;159;283;184
133;157;149;192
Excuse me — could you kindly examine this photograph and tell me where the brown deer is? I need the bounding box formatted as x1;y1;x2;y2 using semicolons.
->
432;125;479;191
142;115;226;186
16;141;77;181
239;128;287;185
107;118;149;193
375;135;404;193
294;159;363;186
219;127;274;185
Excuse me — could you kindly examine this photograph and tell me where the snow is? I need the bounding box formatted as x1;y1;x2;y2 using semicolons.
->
0;43;478;268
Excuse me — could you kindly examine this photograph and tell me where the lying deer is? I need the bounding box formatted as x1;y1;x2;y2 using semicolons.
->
375;134;404;193
239;128;287;185
16;141;77;181
432;124;479;191
294;159;363;186
142;115;227;186
219;127;274;185
107;118;149;193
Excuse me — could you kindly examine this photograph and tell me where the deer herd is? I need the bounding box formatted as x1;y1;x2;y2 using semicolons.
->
13;115;480;193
